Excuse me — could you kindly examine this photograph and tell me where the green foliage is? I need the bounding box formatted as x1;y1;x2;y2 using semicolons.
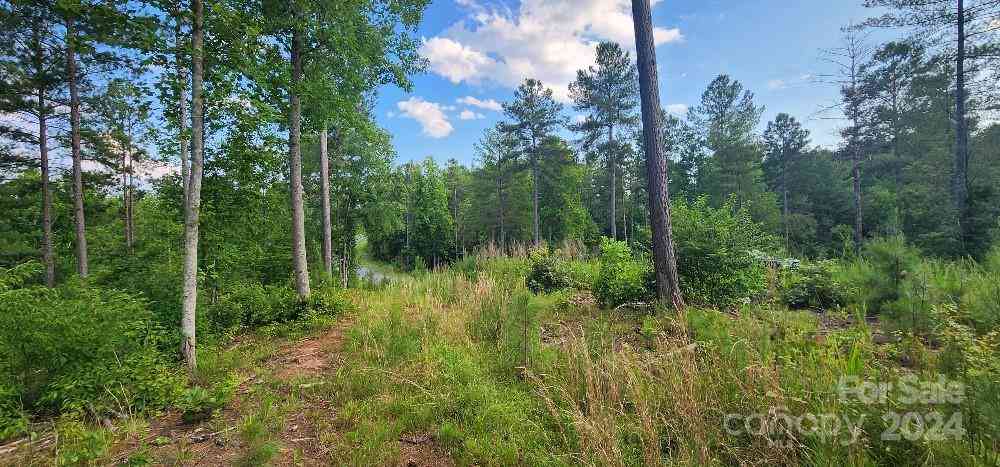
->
671;197;773;307
525;247;573;293
780;261;848;310
593;238;653;307
0;269;183;425
209;281;350;333
176;385;227;424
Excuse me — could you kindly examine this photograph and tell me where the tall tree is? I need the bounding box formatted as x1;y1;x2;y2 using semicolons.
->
762;113;810;250
631;0;684;309
59;5;89;277
823;29;874;253
474;124;519;248
0;2;63;286
502;78;564;246
181;0;205;370
570;41;640;240
862;0;1000;249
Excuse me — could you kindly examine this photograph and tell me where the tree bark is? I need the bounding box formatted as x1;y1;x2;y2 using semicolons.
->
66;18;88;278
608;125;617;239
181;0;205;371
34;20;55;287
631;0;684;310
320;124;333;279
952;0;968;246
289;24;311;299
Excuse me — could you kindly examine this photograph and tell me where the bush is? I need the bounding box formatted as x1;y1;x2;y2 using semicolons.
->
207;281;300;332
525;247;573;294
593;238;653;308
0;264;183;426
780;261;847;310
671;198;773;308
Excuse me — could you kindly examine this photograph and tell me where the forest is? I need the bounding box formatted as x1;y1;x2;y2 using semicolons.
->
1;0;999;465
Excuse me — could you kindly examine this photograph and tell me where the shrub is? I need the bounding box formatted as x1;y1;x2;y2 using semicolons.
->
593;238;653;308
207;281;300;332
780;261;847;310
177;385;230;424
525;247;573;294
0;266;182;423
671;198;773;308
848;236;922;314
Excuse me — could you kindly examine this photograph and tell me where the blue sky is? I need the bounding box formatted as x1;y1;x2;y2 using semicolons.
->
376;0;897;166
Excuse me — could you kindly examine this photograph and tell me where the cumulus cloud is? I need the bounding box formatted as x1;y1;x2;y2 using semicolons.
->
459;109;486;120
396;97;454;138
420;0;683;101
665;103;688;116
457;96;503;112
767;79;787;90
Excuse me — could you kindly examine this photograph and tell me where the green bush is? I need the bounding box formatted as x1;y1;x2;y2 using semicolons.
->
780;261;847;310
671;198;773;307
0;265;183;426
593;238;653;308
525;247;573;293
208;281;300;332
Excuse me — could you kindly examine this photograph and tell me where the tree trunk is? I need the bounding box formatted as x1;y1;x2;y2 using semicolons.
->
176;11;190;199
320;124;333;279
531;138;540;246
952;0;968;247
66;18;88;278
35;21;55;287
181;0;205;371
498;170;505;250
852;152;863;253
289;25;311;299
608;125;617;240
782;158;789;251
631;0;684;310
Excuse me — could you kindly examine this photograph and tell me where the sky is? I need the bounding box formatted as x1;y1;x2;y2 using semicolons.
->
376;0;897;166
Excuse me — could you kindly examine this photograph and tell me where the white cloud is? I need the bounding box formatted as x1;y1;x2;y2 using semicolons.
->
767;79;787;90
421;0;683;102
457;96;503;112
420;37;497;84
665;103;688;116
459;109;486;120
396;97;454;138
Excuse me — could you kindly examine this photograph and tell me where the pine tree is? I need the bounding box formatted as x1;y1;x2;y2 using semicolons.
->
570;41;640;240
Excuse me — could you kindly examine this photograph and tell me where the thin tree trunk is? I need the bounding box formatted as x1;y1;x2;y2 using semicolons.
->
952;0;968;246
289;24;310;299
782;159;789;251
498;171;505;250
852;152;863;253
66;18;88;277
35;20;55;287
320;124;333;279
531;138;540;246
608;125;617;240
632;0;684;310
181;0;205;371
176;11;190;199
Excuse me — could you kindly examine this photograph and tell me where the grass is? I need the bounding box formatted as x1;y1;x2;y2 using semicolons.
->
5;253;997;466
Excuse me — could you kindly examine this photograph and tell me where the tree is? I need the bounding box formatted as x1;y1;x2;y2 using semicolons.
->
822;28;874;253
687;75;777;229
0;1;64;286
763;113;810;250
570;41;640;240
181;0;205;371
502;78;564;246
862;0;1000;250
473;124;519;249
631;0;684;309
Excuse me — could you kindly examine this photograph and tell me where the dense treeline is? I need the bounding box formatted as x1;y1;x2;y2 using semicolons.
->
371;36;1000;265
